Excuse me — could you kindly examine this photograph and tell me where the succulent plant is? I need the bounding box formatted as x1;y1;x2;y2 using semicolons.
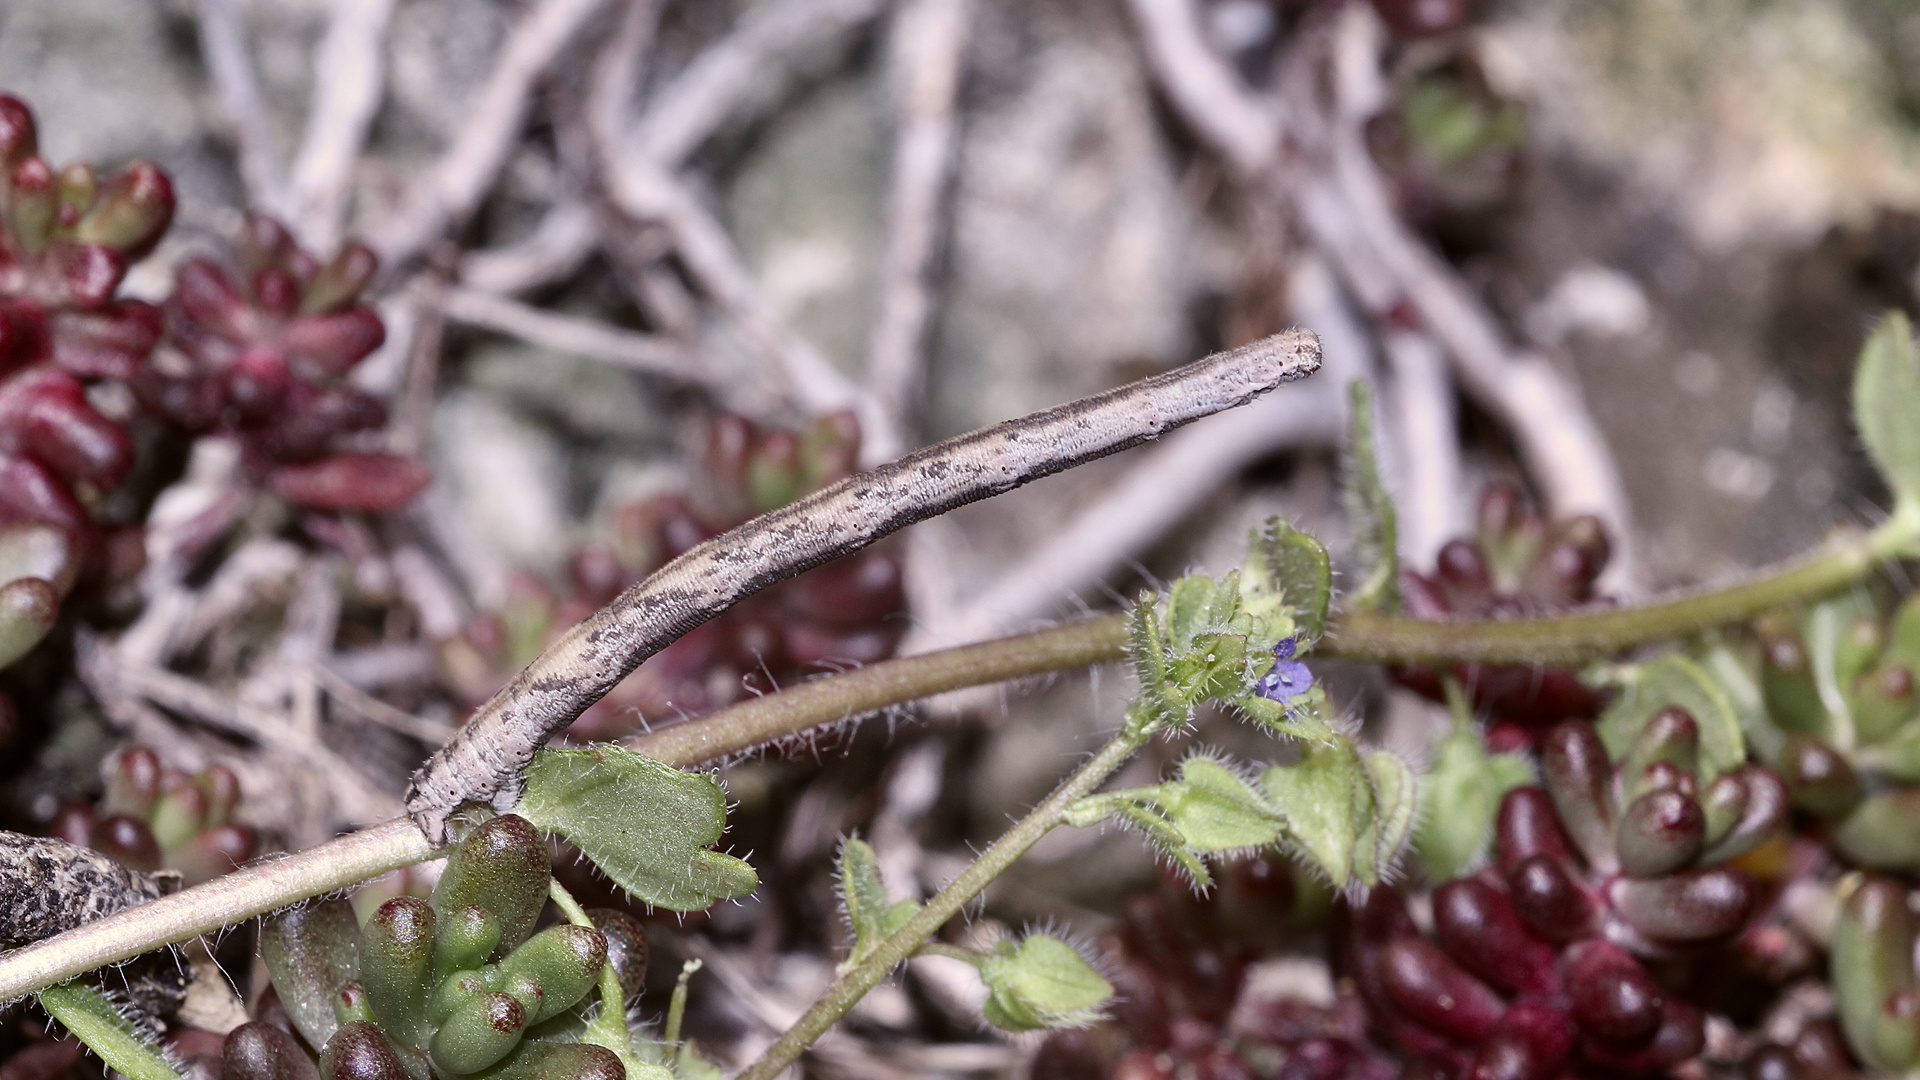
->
0;95;175;672
240;814;631;1080
1829;874;1920;1076
49;746;258;887
1393;484;1612;742
444;410;905;740
1340;716;1786;1078
1028;856;1396;1080
135;212;427;515
1738;591;1920;870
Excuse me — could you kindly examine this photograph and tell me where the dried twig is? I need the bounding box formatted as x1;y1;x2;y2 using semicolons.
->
457;202;601;295
408;330;1322;841
628;0;887;170
586;1;896;458
286;0;398;251
1381;328;1463;565
311;663;451;746
1126;0;1638;587
375;0;614;270
863;0;972;445
193;0;286;210
438;286;725;390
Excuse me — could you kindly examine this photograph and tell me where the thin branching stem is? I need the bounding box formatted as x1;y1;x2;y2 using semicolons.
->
734;727;1148;1080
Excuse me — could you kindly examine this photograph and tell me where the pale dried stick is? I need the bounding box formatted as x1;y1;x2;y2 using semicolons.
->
457;202;600;295
915;256;1364;653
311;663;452;745
864;0;972;445
407;329;1323;841
438;286;720;389
286;0;398;252
1312;6;1635;583
194;0;286;210
587;1;894;457
1381;328;1463;566
375;0;614;269
1128;0;1637;586
628;0;887;169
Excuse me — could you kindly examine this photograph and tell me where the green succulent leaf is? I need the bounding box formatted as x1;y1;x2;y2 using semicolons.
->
36;981;182;1080
432;815;550;955
1598;655;1745;781
1834;789;1920;871
517;746;758;912
1833;875;1920;1073
978;935;1113;1032
1341;380;1399;614
1853;310;1920;510
261;897;362;1051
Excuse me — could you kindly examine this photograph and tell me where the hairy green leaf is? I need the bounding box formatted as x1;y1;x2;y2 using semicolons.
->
518;747;758;911
1260;740;1368;890
37;981;182;1080
1853;311;1920;508
1342;380;1399;613
1414;727;1532;881
1357;751;1418;887
1244;519;1331;643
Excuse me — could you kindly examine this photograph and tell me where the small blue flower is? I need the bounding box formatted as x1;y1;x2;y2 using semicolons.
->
1256;637;1314;702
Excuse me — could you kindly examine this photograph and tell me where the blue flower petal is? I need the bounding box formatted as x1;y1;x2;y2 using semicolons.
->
1256;659;1315;702
1273;637;1298;661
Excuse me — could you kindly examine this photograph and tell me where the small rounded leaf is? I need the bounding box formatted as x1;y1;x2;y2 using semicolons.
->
223;1022;320;1080
319;1022;406;1080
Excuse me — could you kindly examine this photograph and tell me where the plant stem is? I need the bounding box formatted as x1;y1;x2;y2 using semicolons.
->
2;515;1908;1005
734;728;1147;1080
548;880;645;1070
0;819;432;1004
37;981;183;1080
623;614;1131;763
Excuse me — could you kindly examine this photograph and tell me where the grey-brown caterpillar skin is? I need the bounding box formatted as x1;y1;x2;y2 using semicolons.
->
0;831;186;1017
406;330;1322;842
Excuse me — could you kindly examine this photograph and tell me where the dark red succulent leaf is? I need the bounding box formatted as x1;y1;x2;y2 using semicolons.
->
140;211;425;516
1392;484;1611;732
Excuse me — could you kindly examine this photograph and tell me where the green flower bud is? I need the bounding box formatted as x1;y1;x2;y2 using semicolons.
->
431;816;549;955
977;936;1112;1033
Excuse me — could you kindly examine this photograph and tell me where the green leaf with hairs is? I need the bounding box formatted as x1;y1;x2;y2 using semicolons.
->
1854;311;1920;507
37;982;182;1080
979;936;1113;1032
1342;380;1399;613
1415;727;1533;881
1260;740;1370;890
517;747;757;911
1243;520;1331;643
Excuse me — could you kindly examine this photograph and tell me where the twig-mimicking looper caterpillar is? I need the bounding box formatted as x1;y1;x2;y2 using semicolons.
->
406;329;1323;842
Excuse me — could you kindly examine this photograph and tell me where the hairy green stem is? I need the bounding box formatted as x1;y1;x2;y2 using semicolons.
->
734;728;1146;1080
2;515;1908;1005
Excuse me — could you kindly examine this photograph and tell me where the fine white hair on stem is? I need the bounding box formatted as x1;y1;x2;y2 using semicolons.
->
286;0;398;253
864;0;974;451
407;330;1323;842
193;0;286;211
375;0;615;271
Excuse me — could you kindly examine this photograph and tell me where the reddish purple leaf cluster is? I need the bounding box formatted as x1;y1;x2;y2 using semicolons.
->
49;746;258;887
0;95;171;584
135;213;426;513
1395;484;1612;743
1339;719;1786;1079
1032;857;1397;1080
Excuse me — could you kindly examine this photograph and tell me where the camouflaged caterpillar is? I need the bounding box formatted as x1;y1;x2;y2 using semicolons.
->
406;330;1323;843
